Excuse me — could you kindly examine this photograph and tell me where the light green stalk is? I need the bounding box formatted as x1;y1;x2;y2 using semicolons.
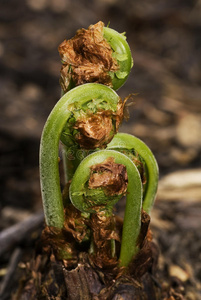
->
107;133;159;214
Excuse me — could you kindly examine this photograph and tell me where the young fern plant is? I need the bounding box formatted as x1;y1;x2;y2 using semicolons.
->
39;21;158;273
14;21;163;300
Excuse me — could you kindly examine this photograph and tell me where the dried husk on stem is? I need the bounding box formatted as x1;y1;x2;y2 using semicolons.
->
73;101;124;150
58;21;119;93
12;211;162;300
13;209;185;299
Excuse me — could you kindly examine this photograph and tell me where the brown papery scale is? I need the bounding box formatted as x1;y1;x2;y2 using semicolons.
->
74;100;124;149
88;157;128;196
58;21;119;92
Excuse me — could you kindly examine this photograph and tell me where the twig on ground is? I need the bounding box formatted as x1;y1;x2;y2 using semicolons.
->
0;211;44;257
0;248;22;299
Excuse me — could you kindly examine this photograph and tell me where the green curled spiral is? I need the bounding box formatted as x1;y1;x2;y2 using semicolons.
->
69;150;143;267
59;23;133;93
103;26;133;90
40;83;121;228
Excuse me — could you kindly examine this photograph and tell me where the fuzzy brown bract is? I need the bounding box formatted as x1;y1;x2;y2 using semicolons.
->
74;100;124;149
58;21;119;92
88;157;128;196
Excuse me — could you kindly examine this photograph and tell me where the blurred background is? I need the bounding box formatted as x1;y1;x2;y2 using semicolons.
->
0;0;201;298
